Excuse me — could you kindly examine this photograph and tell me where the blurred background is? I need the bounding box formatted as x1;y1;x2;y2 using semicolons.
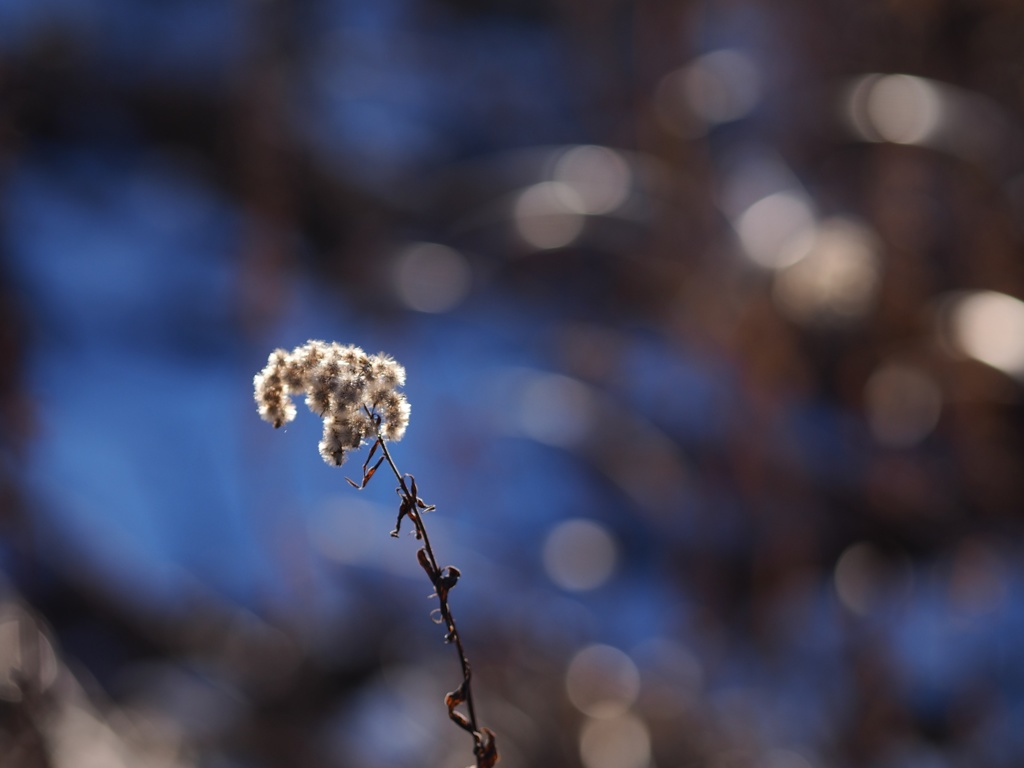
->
2;0;1024;766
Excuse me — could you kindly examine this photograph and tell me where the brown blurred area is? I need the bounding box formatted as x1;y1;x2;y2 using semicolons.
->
1;1;1024;767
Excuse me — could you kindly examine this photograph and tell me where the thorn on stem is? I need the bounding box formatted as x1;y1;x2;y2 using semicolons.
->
445;679;474;734
436;566;461;601
346;444;385;489
475;728;500;768
392;497;412;537
417;547;436;581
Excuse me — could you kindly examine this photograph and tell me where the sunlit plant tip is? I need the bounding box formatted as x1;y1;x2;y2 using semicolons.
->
253;340;410;466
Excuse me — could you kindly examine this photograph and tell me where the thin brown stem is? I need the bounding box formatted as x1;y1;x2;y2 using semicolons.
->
374;431;493;767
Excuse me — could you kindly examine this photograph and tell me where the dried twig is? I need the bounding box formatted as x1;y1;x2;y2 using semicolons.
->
349;411;498;767
254;342;498;767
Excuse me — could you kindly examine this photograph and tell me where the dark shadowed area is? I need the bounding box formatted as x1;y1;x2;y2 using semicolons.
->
1;1;1024;767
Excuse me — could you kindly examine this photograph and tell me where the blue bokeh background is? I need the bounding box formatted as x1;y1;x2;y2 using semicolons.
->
2;1;1024;767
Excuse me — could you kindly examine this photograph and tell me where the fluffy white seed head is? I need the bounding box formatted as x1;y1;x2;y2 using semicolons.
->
370;353;406;389
254;340;411;465
381;395;411;441
254;349;297;428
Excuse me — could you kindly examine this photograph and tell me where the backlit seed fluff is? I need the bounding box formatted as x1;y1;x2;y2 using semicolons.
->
253;349;296;428
254;340;411;465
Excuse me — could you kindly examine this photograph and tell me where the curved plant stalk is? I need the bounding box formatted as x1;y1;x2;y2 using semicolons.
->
348;413;498;767
254;342;498;766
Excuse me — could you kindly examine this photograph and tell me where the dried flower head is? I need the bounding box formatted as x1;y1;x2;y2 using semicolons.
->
253;340;410;465
253;340;496;767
